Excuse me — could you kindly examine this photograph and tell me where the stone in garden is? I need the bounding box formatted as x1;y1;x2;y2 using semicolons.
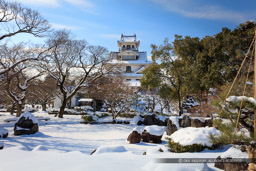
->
0;142;3;150
214;156;248;171
143;114;167;126
137;120;143;125
0;128;8;138
127;130;142;144
14;112;39;136
143;115;157;125
141;125;165;143
179;115;191;127
191;118;205;127
166;119;178;136
204;119;213;127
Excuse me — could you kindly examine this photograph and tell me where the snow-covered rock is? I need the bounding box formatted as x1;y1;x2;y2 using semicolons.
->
0;141;3;150
170;127;220;146
130;115;143;125
93;145;127;155
15;112;38;124
0;127;8;138
169;116;179;129
166;117;178;136
144;125;165;136
220;146;248;158
14;112;39;136
127;129;142;144
142;125;165;143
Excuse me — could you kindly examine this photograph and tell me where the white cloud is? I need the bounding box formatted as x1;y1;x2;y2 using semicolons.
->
65;0;93;8
11;0;60;7
12;0;97;14
152;0;251;23
100;34;121;39
51;23;82;30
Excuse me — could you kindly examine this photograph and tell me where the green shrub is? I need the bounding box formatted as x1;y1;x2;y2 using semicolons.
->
167;138;215;153
98;113;109;118
81;115;95;122
119;113;136;118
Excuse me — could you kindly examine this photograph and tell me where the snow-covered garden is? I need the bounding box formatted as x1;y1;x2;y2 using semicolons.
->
0;110;247;171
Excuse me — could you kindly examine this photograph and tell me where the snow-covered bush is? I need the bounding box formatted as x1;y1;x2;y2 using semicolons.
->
167;138;206;153
167;127;220;152
81;115;96;122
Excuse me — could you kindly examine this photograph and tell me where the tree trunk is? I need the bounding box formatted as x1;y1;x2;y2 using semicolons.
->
177;91;183;116
16;103;23;117
10;102;15;115
58;98;67;118
111;108;116;123
42;102;47;111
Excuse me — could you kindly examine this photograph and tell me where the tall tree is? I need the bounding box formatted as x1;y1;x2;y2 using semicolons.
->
0;0;50;75
141;39;186;115
27;75;58;111
43;30;110;118
1;44;46;116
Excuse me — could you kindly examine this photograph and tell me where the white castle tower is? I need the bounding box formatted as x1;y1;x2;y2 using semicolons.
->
109;34;152;87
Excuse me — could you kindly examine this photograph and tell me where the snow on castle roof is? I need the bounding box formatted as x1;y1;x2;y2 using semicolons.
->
109;52;152;65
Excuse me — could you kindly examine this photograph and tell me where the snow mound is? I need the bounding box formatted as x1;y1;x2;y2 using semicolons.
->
130;115;143;125
144;125;165;136
226;96;256;105
145;146;167;155
132;127;144;134
221;146;248;158
156;115;166;122
170;127;220;146
94;145;127;154
169;116;180;129
143;161;209;171
0;128;8;135
15;112;38;124
33;145;48;151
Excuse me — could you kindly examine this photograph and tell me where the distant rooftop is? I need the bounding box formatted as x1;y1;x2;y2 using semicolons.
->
120;34;137;42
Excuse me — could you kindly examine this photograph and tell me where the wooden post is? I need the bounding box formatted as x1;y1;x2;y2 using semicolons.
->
254;27;256;140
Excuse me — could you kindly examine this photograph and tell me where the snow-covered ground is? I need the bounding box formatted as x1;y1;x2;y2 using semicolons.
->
0;111;237;171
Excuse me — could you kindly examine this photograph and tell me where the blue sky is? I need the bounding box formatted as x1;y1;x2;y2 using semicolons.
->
11;0;256;56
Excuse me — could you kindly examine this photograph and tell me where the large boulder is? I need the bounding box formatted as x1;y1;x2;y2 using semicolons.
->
205;119;213;127
214;156;248;171
0;128;8;138
0;142;3;150
141;125;165;144
166;118;178;136
191;119;205;127
127;130;142;144
14;112;39;136
143;114;167;126
143;115;157;125
179;115;191;127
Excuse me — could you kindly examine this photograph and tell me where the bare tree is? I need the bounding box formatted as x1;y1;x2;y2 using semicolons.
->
92;76;131;122
1;44;47;116
0;0;50;75
43;30;110;118
27;75;58;111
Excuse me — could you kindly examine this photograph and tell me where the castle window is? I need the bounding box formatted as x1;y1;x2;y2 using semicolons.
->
132;45;135;49
126;79;131;81
126;66;132;73
127;45;131;50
